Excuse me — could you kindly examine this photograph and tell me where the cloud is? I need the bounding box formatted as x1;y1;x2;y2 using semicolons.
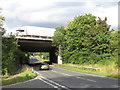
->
0;0;119;30
92;3;118;30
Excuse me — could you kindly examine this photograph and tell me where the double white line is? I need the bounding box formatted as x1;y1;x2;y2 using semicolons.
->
38;76;70;90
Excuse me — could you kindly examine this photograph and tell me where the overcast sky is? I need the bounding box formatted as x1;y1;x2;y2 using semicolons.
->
0;0;119;31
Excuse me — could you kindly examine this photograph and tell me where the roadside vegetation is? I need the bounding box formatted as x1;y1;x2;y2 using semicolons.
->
1;65;37;86
2;35;30;75
36;55;49;62
0;9;37;85
33;52;49;62
52;14;119;78
54;62;119;78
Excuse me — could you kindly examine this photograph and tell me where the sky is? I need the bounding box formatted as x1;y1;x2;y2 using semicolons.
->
0;0;119;31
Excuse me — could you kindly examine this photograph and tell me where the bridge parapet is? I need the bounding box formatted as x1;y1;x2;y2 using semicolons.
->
16;35;52;41
3;34;52;41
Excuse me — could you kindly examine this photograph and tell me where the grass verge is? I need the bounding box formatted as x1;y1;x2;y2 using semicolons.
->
53;64;119;78
1;65;37;86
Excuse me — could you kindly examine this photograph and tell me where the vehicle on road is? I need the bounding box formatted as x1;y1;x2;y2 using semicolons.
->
39;63;50;70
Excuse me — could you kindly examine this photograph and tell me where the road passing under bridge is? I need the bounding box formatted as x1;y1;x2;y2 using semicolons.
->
3;26;62;64
18;37;58;64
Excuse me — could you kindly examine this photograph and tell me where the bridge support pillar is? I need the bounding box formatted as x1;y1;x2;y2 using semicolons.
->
58;56;62;64
49;51;57;64
57;45;62;64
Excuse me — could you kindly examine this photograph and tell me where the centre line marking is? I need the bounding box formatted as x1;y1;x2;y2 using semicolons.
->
76;77;96;82
86;79;96;82
52;70;72;76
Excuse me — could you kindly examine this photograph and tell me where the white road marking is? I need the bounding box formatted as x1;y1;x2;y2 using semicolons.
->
86;79;96;82
52;70;72;76
52;70;96;82
40;76;70;90
76;76;86;80
76;77;96;82
39;78;59;89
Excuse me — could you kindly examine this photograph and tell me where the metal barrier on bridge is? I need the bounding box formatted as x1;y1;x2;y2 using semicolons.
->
16;35;52;41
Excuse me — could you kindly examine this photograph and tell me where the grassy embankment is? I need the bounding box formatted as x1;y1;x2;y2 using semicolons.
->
1;65;37;86
54;54;119;78
54;63;119;78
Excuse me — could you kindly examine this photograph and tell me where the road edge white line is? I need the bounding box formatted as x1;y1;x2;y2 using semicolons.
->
38;78;59;89
40;76;70;90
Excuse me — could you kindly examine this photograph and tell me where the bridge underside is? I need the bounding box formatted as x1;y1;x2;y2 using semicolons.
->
18;39;58;64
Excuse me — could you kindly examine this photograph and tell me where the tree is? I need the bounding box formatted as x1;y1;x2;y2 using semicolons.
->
53;14;111;64
110;30;118;54
0;8;5;35
1;8;29;75
0;8;4;75
52;26;66;47
52;26;71;62
65;14;98;64
2;35;30;75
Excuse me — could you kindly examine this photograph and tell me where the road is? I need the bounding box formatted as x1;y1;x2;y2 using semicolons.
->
29;55;42;64
2;65;119;90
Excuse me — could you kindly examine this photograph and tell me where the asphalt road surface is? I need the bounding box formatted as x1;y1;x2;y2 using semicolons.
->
2;65;119;90
29;56;42;64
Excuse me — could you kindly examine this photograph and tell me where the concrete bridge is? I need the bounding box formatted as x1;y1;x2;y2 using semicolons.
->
5;26;62;64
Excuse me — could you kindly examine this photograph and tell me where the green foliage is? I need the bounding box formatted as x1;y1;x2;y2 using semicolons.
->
1;9;30;75
109;30;119;68
52;26;66;47
110;30;118;53
33;52;49;60
2;35;29;75
2;35;19;75
53;14;114;65
0;9;5;35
